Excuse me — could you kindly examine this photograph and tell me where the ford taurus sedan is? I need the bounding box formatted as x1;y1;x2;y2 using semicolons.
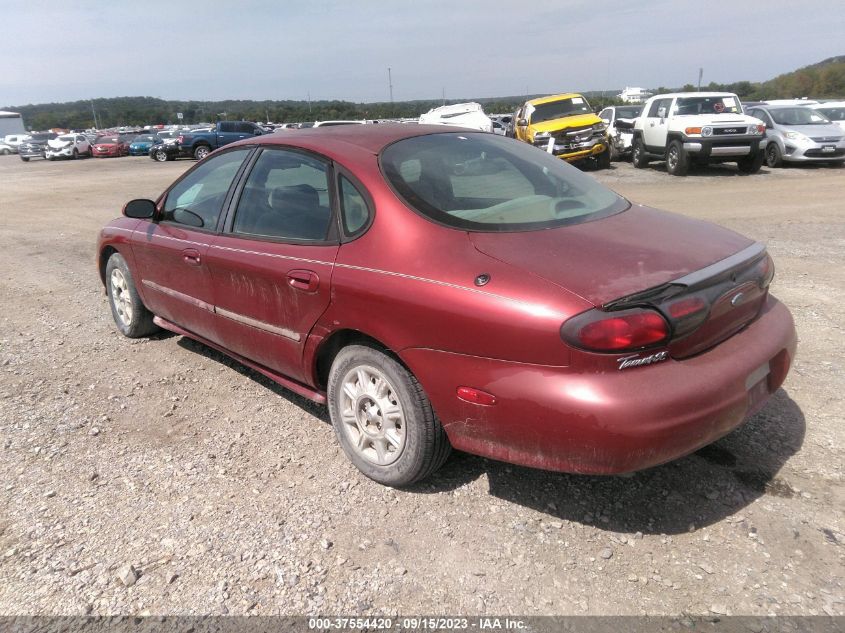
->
97;125;797;486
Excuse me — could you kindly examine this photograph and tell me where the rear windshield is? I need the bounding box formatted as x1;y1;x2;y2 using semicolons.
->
95;136;117;143
30;133;56;141
381;132;628;232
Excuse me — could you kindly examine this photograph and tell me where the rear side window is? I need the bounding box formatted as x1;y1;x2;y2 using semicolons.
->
163;149;250;230
339;175;370;236
231;148;332;241
381;132;627;232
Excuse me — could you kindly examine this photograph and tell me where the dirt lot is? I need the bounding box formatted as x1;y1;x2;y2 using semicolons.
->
0;153;842;617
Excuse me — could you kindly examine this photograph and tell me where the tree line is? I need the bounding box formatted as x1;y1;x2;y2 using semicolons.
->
6;56;844;130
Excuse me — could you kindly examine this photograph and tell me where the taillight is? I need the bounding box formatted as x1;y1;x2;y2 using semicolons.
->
560;308;669;353
754;253;775;288
664;295;710;337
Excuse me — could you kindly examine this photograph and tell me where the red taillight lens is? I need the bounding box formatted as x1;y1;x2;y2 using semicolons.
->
668;296;707;318
664;294;710;338
561;308;669;352
754;254;775;288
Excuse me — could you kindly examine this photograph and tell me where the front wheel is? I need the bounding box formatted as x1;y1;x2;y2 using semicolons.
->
666;139;689;176
765;143;783;168
72;149;79;160
737;151;764;174
631;137;649;168
595;145;612;170
328;345;451;486
105;252;159;338
0;148;10;155
20;156;29;162
153;149;169;162
193;145;210;161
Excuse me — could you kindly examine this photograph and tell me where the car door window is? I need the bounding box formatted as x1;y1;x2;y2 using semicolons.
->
162;148;250;230
231;148;332;241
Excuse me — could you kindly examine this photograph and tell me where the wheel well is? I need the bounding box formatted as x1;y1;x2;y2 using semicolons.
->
314;329;402;390
98;246;118;287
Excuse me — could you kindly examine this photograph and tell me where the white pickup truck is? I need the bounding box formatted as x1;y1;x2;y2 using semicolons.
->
631;92;766;176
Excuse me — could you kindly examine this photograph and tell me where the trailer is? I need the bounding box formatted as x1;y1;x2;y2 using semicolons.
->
0;111;26;137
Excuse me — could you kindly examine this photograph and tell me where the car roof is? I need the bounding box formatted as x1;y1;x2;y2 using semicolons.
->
753;104;813;110
651;92;740;99
230;123;461;156
525;93;584;106
812;101;845;108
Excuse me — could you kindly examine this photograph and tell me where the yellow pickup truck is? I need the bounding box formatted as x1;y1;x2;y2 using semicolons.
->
513;93;610;168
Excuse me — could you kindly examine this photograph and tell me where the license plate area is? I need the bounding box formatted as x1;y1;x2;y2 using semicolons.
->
822;145;835;153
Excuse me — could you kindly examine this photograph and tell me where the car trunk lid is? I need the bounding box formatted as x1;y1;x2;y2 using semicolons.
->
470;204;770;358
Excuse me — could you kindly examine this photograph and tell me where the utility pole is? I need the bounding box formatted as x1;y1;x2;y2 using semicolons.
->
442;86;445;106
90;100;98;129
388;67;394;117
698;68;703;91
307;91;311;115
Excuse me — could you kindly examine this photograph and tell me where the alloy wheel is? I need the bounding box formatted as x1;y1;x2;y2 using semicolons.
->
110;269;133;326
338;365;406;466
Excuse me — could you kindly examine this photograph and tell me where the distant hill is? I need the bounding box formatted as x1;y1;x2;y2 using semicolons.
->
5;57;844;130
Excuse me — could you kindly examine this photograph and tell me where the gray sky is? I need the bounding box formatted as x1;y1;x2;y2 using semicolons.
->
2;0;844;106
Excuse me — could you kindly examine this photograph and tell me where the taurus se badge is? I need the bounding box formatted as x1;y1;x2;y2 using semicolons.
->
617;351;669;370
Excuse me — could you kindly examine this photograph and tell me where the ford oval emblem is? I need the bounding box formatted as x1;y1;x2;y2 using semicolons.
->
731;292;745;307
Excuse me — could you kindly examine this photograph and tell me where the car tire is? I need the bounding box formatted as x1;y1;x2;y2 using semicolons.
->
737;150;764;174
595;146;612;170
666;139;689;176
328;344;451;487
105;252;159;338
765;143;783;168
631;137;649;168
153;149;169;162
0;148;9;155
20;156;29;162
193;145;210;161
72;149;79;160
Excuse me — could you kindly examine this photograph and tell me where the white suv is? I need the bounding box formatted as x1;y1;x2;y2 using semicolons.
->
631;92;766;176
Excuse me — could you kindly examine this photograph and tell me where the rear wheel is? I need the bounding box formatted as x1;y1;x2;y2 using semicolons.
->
193;145;210;161
666;139;689;176
328;345;451;486
631;137;649;168
0;148;9;155
105;252;159;338
72;148;79;160
737;150;764;174
20;156;29;162
765;142;783;168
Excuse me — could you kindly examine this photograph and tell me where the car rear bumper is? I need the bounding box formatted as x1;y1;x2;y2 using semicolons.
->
401;295;796;475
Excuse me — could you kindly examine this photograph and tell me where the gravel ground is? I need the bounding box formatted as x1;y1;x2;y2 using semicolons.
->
0;154;842;617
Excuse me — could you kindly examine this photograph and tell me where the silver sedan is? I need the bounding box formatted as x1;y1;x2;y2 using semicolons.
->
747;105;845;167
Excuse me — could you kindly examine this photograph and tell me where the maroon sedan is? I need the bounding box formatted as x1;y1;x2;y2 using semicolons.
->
92;135;130;157
97;125;797;486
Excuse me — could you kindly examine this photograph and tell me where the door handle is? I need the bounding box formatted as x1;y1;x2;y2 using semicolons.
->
287;269;319;292
182;248;201;266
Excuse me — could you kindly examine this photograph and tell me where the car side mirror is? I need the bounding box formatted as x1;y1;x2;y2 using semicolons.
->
517;118;528;127
123;198;156;219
